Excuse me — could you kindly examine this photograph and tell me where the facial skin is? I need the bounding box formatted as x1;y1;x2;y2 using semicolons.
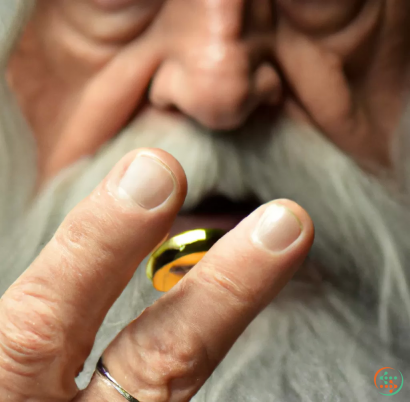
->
3;2;410;400
8;0;410;184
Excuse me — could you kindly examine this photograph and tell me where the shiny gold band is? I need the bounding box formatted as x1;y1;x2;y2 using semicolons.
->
146;228;226;292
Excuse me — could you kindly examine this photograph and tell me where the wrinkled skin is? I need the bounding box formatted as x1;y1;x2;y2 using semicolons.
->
3;1;410;401
8;0;410;183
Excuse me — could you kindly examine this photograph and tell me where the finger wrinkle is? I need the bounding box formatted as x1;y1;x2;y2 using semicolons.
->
131;325;201;378
52;208;128;268
0;291;62;366
192;260;261;307
111;317;210;401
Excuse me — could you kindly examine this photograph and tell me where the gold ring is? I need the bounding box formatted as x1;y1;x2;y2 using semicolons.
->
146;228;226;292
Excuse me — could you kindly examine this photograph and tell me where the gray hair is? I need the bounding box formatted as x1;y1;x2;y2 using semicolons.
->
1;2;410;401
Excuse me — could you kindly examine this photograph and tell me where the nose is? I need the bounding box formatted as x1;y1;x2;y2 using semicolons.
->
149;0;281;130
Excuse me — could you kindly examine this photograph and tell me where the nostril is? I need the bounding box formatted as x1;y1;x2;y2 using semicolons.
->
149;60;180;109
150;67;252;129
254;63;283;105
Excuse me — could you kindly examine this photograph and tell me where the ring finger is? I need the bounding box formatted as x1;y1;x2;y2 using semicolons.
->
77;199;314;402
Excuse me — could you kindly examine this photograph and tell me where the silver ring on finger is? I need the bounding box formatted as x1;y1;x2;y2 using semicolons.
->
96;357;141;402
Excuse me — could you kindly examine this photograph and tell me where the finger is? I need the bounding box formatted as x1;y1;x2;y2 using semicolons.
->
0;149;187;400
78;199;314;402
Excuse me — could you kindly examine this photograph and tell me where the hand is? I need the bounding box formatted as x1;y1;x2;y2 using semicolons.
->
0;148;314;401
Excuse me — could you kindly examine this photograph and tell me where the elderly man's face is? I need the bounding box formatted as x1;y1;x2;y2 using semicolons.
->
3;3;410;394
120;0;406;167
5;1;410;353
8;0;410;177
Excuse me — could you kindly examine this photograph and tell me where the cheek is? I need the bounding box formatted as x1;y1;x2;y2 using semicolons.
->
273;0;385;147
91;0;138;11
62;0;164;44
276;0;366;34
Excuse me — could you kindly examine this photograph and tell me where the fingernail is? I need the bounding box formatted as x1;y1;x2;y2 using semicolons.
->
252;203;303;252
118;154;176;209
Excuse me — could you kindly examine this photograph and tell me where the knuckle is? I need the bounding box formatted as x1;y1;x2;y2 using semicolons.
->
53;209;121;266
139;329;203;377
0;288;63;369
54;211;98;252
193;262;258;305
127;323;211;400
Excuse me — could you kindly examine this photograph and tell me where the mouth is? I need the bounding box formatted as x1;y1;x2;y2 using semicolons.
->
133;105;268;237
151;195;261;291
170;194;262;236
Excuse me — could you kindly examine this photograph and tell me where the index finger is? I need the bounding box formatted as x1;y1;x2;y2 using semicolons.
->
0;149;187;400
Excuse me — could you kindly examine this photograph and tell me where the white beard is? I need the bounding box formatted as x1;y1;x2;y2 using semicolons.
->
83;107;410;344
1;2;410;400
7;107;404;401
